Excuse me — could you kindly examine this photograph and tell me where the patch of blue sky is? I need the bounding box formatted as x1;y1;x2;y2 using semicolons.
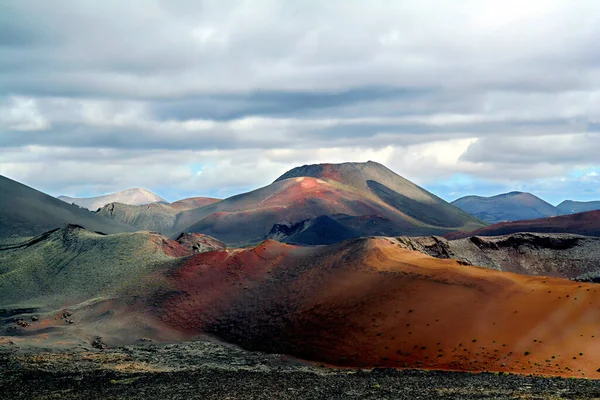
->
188;163;206;175
570;166;600;179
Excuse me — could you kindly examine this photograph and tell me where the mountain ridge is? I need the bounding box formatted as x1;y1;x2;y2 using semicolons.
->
0;175;134;241
58;188;167;211
452;191;558;223
557;199;600;215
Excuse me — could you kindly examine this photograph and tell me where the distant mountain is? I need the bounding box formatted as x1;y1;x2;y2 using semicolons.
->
174;161;485;244
452;191;557;223
96;196;221;234
445;210;600;240
58;188;167;211
93;162;484;243
557;200;600;215
0;175;133;241
97;202;180;233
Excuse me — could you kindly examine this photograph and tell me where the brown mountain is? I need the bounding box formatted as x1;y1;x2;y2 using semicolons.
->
96;197;221;234
174;161;485;244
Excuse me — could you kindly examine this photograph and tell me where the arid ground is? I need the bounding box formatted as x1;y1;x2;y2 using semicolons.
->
2;339;600;400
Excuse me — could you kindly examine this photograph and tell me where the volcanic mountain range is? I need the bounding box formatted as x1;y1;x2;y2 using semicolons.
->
3;161;600;379
95;161;485;245
7;161;593;246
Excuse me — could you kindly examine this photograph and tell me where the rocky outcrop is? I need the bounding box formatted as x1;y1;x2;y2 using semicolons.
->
267;220;309;241
394;233;600;280
175;233;226;254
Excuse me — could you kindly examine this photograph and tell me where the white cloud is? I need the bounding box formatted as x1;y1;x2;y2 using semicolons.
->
0;97;49;131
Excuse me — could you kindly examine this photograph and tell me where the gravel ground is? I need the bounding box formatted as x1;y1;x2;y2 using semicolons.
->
1;339;600;399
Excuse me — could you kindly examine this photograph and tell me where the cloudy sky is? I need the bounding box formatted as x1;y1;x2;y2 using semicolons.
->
1;0;599;204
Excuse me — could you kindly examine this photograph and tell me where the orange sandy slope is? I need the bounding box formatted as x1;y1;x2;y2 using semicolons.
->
150;237;600;378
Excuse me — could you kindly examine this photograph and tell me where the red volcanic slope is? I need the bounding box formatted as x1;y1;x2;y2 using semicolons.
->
148;237;600;378
174;176;420;243
446;210;600;240
173;162;485;244
169;197;221;211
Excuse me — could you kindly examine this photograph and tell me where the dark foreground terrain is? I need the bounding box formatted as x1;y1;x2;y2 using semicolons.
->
1;339;599;400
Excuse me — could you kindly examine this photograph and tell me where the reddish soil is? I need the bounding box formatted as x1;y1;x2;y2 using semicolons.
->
151;237;600;378
446;210;600;239
256;177;373;212
170;197;221;211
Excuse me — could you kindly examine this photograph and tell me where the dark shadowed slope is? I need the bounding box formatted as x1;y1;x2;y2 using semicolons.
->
557;200;600;215
58;188;167;211
445;210;600;239
266;214;406;245
451;192;557;223
0;175;134;241
266;215;359;245
174;162;485;244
